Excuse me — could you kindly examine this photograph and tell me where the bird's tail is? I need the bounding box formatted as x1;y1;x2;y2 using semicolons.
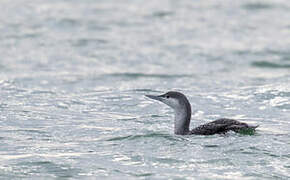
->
249;125;259;130
238;125;259;135
228;124;259;135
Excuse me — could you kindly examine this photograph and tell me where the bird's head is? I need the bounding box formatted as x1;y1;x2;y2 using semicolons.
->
145;91;190;111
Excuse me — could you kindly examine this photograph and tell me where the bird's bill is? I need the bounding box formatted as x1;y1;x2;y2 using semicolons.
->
145;94;164;102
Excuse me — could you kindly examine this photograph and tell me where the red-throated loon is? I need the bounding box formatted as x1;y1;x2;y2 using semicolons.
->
145;91;259;135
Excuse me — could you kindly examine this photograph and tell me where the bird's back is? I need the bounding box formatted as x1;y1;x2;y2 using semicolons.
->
190;118;258;135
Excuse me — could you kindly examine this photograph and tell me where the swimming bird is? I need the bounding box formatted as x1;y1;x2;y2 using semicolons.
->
145;91;259;135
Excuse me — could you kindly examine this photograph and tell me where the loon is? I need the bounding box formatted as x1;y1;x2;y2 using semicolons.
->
145;91;259;135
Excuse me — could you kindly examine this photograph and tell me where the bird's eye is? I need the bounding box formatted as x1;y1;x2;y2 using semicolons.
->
166;95;170;98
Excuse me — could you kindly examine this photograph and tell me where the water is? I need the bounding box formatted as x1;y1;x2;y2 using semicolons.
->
1;0;290;179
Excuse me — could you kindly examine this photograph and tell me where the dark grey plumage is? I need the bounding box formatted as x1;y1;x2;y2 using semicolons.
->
145;91;259;135
190;118;258;135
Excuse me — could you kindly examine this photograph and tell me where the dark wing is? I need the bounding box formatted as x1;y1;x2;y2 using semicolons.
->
190;118;258;135
208;118;244;125
190;123;229;135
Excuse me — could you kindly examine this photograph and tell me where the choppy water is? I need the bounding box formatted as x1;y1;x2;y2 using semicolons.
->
1;0;290;179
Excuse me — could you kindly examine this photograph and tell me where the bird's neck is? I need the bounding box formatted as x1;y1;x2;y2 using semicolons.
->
174;103;191;135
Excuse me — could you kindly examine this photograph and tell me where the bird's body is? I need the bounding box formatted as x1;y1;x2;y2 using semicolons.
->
145;91;258;135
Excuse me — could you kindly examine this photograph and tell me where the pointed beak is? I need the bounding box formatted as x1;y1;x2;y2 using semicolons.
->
145;94;164;102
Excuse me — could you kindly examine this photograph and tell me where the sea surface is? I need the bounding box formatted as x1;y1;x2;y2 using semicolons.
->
0;0;290;179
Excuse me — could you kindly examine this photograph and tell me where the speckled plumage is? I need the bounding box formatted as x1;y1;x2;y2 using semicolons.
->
190;118;258;135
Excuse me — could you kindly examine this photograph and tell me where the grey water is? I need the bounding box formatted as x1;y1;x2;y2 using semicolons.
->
0;0;290;179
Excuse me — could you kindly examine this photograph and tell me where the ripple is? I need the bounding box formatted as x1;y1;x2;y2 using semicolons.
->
31;90;56;95
133;173;154;177
204;144;219;148
71;38;108;47
269;97;290;108
151;11;174;18
56;18;80;28
106;132;178;142
252;61;290;69
153;157;185;164
132;88;157;92
112;169;154;178
243;2;273;10
104;73;191;79
15;160;81;178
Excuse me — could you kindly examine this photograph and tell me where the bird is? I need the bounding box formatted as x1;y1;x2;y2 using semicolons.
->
145;91;259;135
